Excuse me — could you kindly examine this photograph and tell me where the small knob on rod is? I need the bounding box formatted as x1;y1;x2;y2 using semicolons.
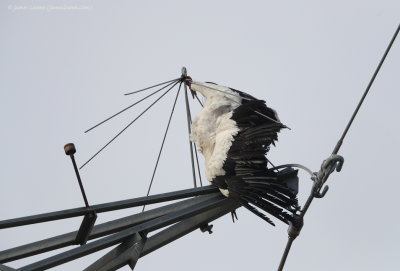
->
64;143;76;155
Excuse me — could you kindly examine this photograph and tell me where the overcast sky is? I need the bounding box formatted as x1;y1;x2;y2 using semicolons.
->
1;1;399;270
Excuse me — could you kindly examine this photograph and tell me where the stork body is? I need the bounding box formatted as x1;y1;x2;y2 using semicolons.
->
189;81;299;225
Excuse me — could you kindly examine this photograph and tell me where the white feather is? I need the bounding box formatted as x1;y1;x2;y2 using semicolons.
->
190;81;242;196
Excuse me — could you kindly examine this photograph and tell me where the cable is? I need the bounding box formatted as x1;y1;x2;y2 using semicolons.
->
277;23;400;271
332;23;400;155
85;80;179;133
142;83;182;212
124;78;180;96
80;80;180;169
269;163;314;177
194;93;204;107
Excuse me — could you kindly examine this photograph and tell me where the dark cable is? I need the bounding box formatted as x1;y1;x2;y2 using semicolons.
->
85;80;178;133
277;238;295;271
332;23;400;155
142;83;182;212
277;23;400;271
194;93;204;107
80;81;180;169
124;78;180;96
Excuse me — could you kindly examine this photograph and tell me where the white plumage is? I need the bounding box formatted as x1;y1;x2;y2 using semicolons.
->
190;82;241;196
187;79;299;226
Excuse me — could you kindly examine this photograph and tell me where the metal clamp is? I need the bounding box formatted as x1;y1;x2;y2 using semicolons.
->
312;154;344;198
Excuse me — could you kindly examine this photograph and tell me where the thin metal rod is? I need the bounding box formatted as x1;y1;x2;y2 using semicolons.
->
0;186;219;229
185;90;203;186
69;155;90;208
194;93;203;107
85;80;178;133
191;82;283;124
185;86;203;186
332;23;400;155
142;83;182;212
266;158;276;168
277;237;295;271
184;82;197;188
190;81;255;101
124;78;180;96
253;110;284;125
193;142;203;186
80;80;179;169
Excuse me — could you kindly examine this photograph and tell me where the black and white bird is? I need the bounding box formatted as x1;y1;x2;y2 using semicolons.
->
186;79;299;226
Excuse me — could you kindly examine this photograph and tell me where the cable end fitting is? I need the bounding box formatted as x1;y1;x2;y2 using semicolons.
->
288;215;304;239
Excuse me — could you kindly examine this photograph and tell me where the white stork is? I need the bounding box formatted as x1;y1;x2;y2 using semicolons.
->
187;80;299;226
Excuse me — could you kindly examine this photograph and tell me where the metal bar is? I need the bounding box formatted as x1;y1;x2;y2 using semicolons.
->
86;198;239;270
0;186;218;229
127;235;145;270
184;81;197;188
84;240;135;271
0;194;220;263
0;264;16;271
84;233;146;271
18;196;228;271
141;198;239;257
193;142;203;186
75;211;97;245
71;155;90;208
64;144;91;208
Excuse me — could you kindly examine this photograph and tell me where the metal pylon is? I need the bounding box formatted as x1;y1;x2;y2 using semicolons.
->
0;185;239;270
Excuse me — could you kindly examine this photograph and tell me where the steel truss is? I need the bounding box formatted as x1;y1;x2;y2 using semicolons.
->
0;186;239;270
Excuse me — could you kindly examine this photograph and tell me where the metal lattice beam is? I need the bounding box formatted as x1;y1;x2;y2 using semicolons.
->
0;187;238;271
0;186;218;229
0;193;220;263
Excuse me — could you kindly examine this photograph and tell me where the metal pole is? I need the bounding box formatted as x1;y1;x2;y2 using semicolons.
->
182;67;198;188
64;143;90;208
0;186;219;229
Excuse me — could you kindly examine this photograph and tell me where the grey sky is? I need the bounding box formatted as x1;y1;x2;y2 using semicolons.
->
1;1;399;270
